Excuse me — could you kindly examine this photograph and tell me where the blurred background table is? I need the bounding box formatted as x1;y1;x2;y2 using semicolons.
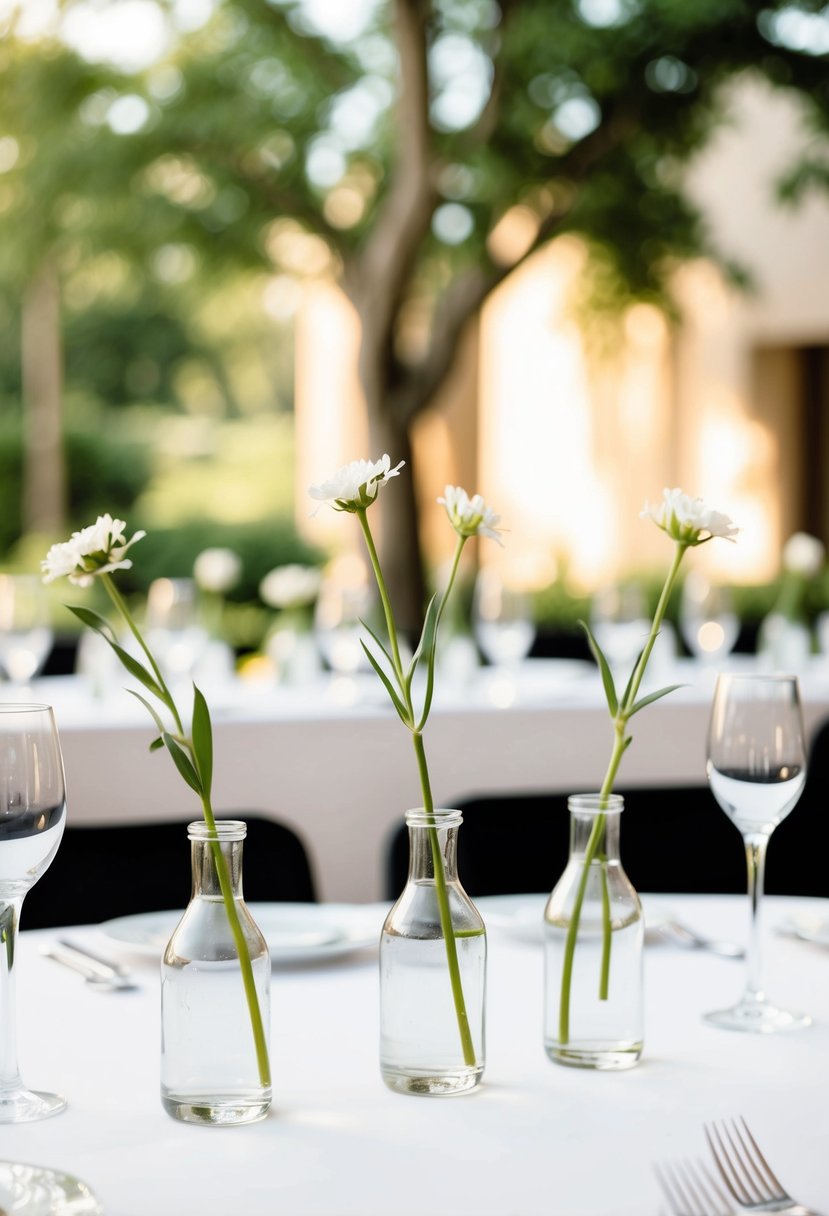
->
6;656;829;904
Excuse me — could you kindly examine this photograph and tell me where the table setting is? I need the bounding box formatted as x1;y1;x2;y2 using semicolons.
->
1;476;828;1214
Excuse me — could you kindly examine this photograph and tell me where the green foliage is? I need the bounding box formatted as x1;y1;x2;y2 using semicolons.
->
116;518;324;603
0;421;152;553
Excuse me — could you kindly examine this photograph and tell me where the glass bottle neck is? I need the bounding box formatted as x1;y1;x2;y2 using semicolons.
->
569;811;621;862
406;810;462;883
188;821;246;899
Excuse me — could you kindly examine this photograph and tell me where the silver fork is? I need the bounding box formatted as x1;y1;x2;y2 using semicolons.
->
705;1118;825;1216
655;1157;735;1216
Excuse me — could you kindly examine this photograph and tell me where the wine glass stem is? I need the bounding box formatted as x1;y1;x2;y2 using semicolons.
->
0;898;23;1095
744;835;769;1002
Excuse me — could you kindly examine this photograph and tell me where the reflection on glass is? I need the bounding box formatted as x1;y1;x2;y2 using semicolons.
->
0;575;54;688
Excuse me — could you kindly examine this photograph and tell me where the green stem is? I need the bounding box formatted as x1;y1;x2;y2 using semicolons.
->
99;574;269;1088
558;542;688;1044
412;731;477;1068
356;509;474;1067
101;574;184;737
200;798;271;1088
356;510;406;684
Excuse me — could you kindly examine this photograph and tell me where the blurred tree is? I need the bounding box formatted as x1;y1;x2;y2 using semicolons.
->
2;0;828;625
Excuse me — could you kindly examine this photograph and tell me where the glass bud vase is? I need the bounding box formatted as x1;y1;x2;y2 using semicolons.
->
380;808;486;1096
543;794;643;1070
161;820;271;1125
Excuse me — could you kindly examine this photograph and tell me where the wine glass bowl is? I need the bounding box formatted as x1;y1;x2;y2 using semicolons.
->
679;572;739;664
473;568;535;668
145;578;208;686
0;703;68;1121
0;574;54;688
704;673;810;1033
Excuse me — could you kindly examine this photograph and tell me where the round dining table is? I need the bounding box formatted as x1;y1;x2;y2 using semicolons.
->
5;892;828;1216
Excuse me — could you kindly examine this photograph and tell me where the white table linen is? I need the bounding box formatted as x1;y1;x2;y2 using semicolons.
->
9;659;829;902
6;894;829;1216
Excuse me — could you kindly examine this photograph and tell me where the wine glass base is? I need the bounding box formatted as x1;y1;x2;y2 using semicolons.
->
0;1160;102;1215
0;1089;67;1124
704;1000;812;1034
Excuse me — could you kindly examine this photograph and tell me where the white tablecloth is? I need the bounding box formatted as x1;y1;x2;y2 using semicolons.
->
10;659;829;902
6;894;829;1216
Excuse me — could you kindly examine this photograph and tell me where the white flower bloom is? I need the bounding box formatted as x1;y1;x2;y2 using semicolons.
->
193;547;242;593
308;454;405;513
260;564;322;610
42;514;146;587
438;485;505;546
641;488;738;546
782;532;825;577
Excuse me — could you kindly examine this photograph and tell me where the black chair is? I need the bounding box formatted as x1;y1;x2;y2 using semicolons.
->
385;773;827;899
23;814;317;929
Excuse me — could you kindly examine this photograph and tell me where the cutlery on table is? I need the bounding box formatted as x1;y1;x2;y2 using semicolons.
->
705;1117;825;1216
42;940;138;992
655;1156;735;1216
657;919;745;959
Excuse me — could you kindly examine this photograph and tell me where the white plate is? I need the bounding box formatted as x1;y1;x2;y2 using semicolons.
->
101;902;384;965
475;893;669;944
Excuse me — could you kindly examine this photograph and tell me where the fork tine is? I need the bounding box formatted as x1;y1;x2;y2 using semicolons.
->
655;1158;733;1216
736;1117;786;1195
705;1118;787;1207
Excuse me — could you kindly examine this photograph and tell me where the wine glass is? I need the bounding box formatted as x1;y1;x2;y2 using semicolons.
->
145;578;209;689
705;673;810;1033
679;572;739;664
473;568;535;668
0;575;54;689
0;704;67;1121
590;583;651;678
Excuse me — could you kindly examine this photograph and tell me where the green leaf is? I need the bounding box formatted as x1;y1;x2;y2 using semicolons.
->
359;618;399;679
67;604;115;641
191;685;213;799
149;736;164;752
359;640;411;727
629;683;686;717
578;619;618;717
110;642;167;702
126;688;167;736
619;648;645;710
162;732;202;796
406;592;439;693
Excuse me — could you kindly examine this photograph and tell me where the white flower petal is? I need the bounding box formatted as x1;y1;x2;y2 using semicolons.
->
438;484;505;546
641;488;738;545
308;455;405;512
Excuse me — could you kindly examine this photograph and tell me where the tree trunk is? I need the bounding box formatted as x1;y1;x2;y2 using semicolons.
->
364;392;426;638
21;259;65;536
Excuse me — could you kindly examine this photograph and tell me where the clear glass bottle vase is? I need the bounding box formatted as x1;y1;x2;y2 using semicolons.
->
380;808;486;1096
543;794;643;1070
161;820;271;1125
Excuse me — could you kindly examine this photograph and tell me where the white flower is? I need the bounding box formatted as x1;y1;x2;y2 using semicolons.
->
42;514;146;587
193;548;242;593
782;532;824;577
308;454;405;513
260;565;322;610
641;488;738;546
438;485;505;546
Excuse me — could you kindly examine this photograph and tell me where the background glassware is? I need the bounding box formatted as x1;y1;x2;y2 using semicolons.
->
590;583;651;676
473;568;535;668
0;574;54;687
679;572;740;663
314;557;374;678
705;673;810;1032
0;704;67;1122
145;578;209;686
